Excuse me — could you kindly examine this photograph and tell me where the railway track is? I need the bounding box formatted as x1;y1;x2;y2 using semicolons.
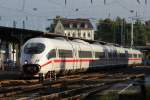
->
33;74;144;100
0;70;145;100
0;73;105;98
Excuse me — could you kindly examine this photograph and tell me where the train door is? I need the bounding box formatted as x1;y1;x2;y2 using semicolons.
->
116;48;120;65
68;42;76;73
109;48;113;65
125;50;128;66
58;49;66;73
103;46;109;66
74;46;80;72
52;48;65;73
113;48;117;66
0;53;5;70
71;48;75;72
99;46;105;66
58;48;74;73
78;45;82;72
51;48;60;72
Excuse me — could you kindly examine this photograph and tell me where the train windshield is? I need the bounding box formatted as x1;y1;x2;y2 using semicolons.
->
24;43;45;54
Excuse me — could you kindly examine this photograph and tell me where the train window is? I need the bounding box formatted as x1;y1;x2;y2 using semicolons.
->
100;52;105;58
79;51;92;58
118;53;121;57
46;49;56;59
140;54;143;58
95;52;105;58
59;49;73;58
123;53;126;57
116;53;119;58
138;54;143;58
129;54;133;58
120;53;126;58
24;43;45;54
113;52;117;58
108;52;112;58
133;54;137;58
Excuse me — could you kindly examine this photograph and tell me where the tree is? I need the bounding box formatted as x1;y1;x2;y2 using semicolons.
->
95;18;149;46
96;18;115;43
133;20;146;46
145;20;150;43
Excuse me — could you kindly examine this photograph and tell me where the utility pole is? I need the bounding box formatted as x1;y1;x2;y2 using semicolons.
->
121;19;124;46
130;10;134;48
131;19;134;48
22;0;25;11
130;11;142;48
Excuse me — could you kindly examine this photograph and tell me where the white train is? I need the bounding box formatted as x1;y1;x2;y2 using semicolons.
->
20;37;143;78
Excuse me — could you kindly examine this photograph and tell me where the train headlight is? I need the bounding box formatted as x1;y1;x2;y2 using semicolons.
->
24;60;28;64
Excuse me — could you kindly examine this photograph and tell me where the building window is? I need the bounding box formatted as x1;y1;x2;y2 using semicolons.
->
81;23;85;28
68;32;70;37
83;32;86;38
78;32;81;37
85;24;88;28
65;24;69;28
70;24;73;28
73;23;77;28
88;33;91;37
72;32;76;37
77;24;80;28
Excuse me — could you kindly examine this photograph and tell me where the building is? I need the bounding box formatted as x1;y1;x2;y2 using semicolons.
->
0;26;43;71
52;17;95;40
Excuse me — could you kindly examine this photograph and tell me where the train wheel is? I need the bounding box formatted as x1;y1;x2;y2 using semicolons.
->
53;71;57;80
45;71;51;80
39;73;44;82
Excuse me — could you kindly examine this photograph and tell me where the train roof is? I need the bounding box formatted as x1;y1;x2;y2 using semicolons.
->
25;37;140;53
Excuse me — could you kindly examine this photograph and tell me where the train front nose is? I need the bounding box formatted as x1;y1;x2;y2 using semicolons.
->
23;64;40;74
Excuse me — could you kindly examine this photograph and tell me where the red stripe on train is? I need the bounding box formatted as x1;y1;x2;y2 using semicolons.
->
41;60;52;67
128;58;142;60
41;58;142;67
41;59;94;67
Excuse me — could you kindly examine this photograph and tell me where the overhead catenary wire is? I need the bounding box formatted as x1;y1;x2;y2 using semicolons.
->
137;0;141;4
22;0;25;11
104;0;106;5
0;0;149;22
65;0;67;5
145;0;147;5
136;0;148;5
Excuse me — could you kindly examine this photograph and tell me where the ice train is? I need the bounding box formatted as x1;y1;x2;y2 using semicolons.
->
20;37;143;78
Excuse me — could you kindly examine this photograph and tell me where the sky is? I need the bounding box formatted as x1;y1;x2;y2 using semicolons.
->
0;0;149;31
